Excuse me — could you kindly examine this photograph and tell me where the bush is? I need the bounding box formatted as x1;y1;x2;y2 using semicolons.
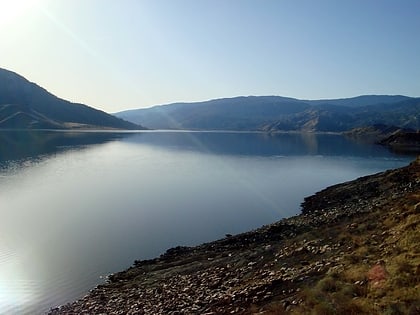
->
383;303;405;315
312;301;335;315
396;260;413;274
337;301;369;315
317;277;339;293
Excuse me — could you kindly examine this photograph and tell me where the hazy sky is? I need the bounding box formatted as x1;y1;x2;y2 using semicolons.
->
1;0;419;112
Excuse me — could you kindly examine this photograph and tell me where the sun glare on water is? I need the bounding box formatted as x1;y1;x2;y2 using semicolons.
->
0;0;40;25
0;250;36;313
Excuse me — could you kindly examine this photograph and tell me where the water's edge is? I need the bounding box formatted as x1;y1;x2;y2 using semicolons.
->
48;157;420;314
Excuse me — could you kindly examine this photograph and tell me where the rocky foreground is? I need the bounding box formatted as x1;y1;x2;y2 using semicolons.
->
49;157;420;315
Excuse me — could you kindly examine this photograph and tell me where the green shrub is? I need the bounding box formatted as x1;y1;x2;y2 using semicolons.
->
312;301;335;315
317;277;339;293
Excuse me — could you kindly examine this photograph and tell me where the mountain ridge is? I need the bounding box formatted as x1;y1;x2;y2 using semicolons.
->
0;68;144;130
116;95;419;132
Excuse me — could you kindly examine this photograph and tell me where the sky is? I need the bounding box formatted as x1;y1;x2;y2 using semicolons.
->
0;0;419;113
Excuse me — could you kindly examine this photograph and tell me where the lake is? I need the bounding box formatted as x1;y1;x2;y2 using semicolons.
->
0;130;414;314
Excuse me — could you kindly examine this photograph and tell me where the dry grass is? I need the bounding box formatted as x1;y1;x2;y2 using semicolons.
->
290;190;420;315
244;161;420;315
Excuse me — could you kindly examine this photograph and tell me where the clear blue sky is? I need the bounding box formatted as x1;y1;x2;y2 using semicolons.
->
1;0;419;112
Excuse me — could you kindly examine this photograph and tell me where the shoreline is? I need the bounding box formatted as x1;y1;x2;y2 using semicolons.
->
49;157;420;314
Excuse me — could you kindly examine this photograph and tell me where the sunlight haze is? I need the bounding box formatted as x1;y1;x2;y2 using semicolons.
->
0;0;419;113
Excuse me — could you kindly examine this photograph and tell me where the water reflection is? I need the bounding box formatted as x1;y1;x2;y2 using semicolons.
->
0;130;133;163
121;131;406;158
0;131;414;314
1;130;412;162
0;260;36;314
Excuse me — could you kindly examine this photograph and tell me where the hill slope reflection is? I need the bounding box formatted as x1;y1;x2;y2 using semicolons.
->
0;131;132;163
122;131;401;158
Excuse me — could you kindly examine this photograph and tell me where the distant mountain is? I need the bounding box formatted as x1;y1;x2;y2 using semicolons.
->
0;68;143;129
306;95;411;108
116;96;310;130
262;97;420;132
115;95;419;132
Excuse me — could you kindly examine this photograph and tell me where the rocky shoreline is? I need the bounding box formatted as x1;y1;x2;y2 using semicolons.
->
49;157;420;315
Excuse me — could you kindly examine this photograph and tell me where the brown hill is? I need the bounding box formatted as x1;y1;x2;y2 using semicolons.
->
0;68;143;130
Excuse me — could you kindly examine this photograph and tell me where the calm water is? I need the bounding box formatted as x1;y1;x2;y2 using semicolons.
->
0;130;414;314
